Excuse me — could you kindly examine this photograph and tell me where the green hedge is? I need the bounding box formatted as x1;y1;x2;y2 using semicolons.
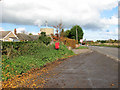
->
2;41;42;55
2;42;74;81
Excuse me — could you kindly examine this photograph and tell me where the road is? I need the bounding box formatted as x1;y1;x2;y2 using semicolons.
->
42;51;118;88
4;47;118;88
88;46;119;61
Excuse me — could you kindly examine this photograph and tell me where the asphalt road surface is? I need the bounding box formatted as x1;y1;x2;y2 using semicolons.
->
6;47;118;88
88;46;119;61
43;51;118;88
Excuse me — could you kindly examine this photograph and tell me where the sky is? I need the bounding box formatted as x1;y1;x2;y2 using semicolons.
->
0;0;118;41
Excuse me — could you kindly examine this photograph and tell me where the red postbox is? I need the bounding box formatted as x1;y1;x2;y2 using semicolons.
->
55;42;59;49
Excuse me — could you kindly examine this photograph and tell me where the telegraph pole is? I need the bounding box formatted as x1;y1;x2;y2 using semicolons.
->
45;21;48;27
76;25;78;41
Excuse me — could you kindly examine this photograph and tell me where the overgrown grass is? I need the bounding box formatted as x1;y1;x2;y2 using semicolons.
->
2;42;74;81
76;46;88;49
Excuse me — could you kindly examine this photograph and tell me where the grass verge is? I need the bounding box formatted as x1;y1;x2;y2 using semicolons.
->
76;46;88;49
91;44;120;48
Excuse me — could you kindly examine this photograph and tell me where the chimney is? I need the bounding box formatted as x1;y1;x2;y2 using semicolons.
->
14;28;17;35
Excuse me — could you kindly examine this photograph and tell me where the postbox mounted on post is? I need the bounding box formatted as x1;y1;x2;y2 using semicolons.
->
55;42;59;49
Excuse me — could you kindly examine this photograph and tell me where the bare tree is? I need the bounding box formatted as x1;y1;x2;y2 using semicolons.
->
21;30;28;34
21;30;26;34
52;21;64;40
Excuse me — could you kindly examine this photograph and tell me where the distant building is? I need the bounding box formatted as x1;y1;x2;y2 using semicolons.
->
40;28;54;35
40;21;54;35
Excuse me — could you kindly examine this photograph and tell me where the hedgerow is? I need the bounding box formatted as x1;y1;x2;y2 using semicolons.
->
2;42;74;81
60;37;76;49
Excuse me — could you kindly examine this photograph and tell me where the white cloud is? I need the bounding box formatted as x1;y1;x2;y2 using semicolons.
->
2;0;118;30
30;32;39;35
101;16;118;26
16;28;26;33
102;28;118;36
15;27;39;35
0;27;4;31
15;27;29;34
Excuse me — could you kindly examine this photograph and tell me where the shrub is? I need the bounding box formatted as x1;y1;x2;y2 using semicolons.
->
60;37;76;48
39;36;51;45
39;32;51;45
41;32;46;36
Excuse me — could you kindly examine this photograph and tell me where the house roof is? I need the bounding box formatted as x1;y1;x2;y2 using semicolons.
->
9;37;18;39
28;35;39;40
16;33;32;41
16;33;39;41
0;31;11;39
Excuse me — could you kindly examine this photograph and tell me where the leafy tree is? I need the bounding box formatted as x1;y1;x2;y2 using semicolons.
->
66;25;84;41
29;33;33;35
64;30;71;38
